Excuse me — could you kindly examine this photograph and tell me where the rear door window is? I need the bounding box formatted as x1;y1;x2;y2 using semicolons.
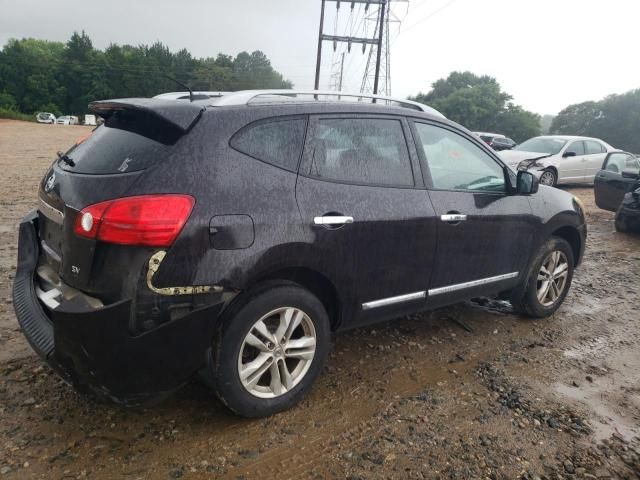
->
307;117;414;186
230;117;306;172
585;140;605;155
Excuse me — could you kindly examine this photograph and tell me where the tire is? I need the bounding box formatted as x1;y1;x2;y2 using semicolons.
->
614;204;639;233
539;169;557;187
615;208;630;233
513;237;574;318
206;282;330;418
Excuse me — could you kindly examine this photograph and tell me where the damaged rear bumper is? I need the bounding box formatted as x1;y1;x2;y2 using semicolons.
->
12;212;228;405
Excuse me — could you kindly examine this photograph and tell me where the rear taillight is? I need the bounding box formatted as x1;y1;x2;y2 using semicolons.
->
74;195;195;247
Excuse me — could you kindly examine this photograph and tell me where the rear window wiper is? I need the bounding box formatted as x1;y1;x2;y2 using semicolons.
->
57;151;75;167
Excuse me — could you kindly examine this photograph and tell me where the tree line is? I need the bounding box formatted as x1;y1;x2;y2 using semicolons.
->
550;89;640;153
412;71;640;153
0;32;292;117
2;33;637;153
409;71;542;143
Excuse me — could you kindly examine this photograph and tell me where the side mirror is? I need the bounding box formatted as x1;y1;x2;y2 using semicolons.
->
563;151;576;158
516;170;539;194
622;169;640;180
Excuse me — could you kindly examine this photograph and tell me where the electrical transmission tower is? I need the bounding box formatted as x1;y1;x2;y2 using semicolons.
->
314;0;387;94
328;52;346;92
360;0;407;96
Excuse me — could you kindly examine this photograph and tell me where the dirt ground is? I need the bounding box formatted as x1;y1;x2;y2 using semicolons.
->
0;119;639;480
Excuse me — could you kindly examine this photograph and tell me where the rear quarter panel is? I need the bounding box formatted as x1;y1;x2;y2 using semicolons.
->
136;108;324;291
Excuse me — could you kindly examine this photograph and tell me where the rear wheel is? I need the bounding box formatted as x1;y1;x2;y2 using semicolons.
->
539;169;557;187
207;283;330;417
513;237;574;318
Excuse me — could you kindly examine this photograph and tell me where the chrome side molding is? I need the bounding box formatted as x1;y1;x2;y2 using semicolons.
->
428;272;519;296
362;273;519;310
362;291;426;310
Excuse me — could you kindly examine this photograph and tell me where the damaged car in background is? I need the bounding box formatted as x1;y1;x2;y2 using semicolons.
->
500;135;616;187
13;90;586;418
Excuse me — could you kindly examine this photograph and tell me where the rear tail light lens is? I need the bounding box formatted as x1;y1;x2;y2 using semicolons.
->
74;195;195;247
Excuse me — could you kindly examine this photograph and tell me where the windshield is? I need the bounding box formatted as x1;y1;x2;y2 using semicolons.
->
515;138;567;155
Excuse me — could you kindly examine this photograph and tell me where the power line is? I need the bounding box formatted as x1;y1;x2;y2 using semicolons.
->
400;0;458;34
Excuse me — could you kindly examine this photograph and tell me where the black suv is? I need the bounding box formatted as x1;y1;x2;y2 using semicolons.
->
13;91;586;417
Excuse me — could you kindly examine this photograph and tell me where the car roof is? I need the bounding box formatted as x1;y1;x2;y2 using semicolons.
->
208;90;446;119
153;91;228;100
473;131;505;138
203;100;448;124
534;135;604;142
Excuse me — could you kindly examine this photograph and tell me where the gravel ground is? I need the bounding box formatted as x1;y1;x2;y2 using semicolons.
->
0;119;639;479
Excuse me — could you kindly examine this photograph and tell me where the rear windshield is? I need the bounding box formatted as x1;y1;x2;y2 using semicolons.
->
60;113;180;174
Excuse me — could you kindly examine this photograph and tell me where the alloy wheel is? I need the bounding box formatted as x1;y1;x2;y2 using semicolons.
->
238;307;317;398
536;250;569;307
540;171;555;186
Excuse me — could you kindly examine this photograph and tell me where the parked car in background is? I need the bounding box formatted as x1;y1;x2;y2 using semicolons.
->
594;151;640;232
56;115;79;125
499;135;616;186
153;91;227;100
13;91;586;418
36;112;56;124
473;132;516;151
84;114;97;126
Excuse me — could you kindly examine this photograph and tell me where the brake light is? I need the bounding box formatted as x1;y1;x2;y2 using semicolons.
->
74;195;195;247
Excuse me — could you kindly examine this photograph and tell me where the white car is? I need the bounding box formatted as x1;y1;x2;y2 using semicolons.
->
499;135;616;186
36;112;56;124
55;115;79;125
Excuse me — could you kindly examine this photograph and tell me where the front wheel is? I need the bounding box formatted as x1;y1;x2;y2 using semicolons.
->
539;169;557;187
206;283;330;417
513;237;574;318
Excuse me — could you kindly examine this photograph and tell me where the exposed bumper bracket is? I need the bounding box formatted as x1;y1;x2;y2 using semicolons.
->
146;250;223;296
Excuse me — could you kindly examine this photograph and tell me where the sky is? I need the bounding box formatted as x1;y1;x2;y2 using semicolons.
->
0;0;638;115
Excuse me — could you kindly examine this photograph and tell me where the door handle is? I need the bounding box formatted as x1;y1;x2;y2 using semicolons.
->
313;215;354;226
441;213;467;223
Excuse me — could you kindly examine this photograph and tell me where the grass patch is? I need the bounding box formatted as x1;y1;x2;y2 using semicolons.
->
0;108;35;122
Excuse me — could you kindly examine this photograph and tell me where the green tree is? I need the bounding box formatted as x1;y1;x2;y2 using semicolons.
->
62;31;96;115
0;38;65;114
0;32;293;118
410;71;540;142
549;101;600;136
551;90;640;153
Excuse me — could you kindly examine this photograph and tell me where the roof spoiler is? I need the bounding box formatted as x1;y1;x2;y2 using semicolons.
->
89;98;205;132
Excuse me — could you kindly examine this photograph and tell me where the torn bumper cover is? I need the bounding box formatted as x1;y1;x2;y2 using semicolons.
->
12;212;226;404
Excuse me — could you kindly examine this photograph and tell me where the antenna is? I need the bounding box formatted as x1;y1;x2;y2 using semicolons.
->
163;75;195;102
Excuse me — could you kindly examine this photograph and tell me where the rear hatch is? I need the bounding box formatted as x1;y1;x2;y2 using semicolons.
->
37;98;204;295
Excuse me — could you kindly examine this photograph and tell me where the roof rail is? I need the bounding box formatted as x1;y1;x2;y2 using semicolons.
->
209;90;445;118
